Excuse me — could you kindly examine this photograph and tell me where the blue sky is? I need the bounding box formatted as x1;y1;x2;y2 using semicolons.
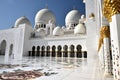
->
0;0;85;30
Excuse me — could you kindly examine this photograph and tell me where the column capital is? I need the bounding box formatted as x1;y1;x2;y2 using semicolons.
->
98;26;110;51
103;0;120;22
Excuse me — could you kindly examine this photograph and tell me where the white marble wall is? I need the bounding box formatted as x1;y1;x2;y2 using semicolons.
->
29;38;87;52
22;24;33;56
85;0;98;59
0;23;33;62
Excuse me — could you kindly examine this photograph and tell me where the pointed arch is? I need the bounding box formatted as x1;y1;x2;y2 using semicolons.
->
36;46;40;56
76;45;82;58
52;45;56;57
83;51;87;58
41;46;45;57
63;45;68;57
9;44;13;56
41;24;43;28
32;46;35;56
44;24;46;28
57;45;62;57
46;45;50;57
0;40;7;55
70;45;75;57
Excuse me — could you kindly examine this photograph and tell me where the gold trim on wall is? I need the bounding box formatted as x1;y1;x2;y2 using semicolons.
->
98;26;110;52
89;13;95;18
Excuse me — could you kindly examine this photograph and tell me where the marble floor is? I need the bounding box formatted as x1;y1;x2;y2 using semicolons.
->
0;56;113;80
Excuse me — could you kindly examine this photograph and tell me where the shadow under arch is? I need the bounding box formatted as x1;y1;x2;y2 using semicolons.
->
41;46;45;57
9;44;13;58
46;45;50;57
70;45;75;57
63;45;68;57
32;46;35;56
36;46;40;56
57;45;62;57
76;44;82;58
0;40;7;55
52;45;56;57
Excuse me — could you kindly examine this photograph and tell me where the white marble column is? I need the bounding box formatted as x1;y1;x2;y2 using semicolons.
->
61;47;64;58
110;14;120;80
56;47;58;58
35;47;37;56
44;47;46;57
74;48;77;59
50;47;52;58
100;16;112;77
98;45;105;69
68;47;70;59
103;38;112;76
39;48;41;57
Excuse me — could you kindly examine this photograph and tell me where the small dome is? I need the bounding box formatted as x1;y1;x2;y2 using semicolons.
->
35;8;56;28
62;26;66;29
14;16;31;27
53;26;64;36
35;28;45;37
36;28;45;34
65;10;81;27
74;23;86;34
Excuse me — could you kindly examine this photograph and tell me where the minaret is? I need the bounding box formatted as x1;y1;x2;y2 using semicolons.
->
45;4;48;9
46;20;55;36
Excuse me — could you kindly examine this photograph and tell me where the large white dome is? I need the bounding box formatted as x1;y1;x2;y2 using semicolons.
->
74;23;86;34
35;8;56;25
65;10;81;27
14;16;31;27
53;26;64;36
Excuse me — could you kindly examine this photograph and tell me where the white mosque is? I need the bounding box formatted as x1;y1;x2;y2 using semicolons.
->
0;0;120;80
0;7;87;59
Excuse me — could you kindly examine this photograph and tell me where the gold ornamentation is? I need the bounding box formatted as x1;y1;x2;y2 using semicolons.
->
89;13;95;18
98;26;110;52
103;0;120;22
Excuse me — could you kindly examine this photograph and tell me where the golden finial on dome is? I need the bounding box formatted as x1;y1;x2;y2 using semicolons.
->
45;4;48;9
72;6;76;10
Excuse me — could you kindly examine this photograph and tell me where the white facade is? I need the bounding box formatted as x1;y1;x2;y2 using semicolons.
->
1;0;119;79
0;8;87;61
